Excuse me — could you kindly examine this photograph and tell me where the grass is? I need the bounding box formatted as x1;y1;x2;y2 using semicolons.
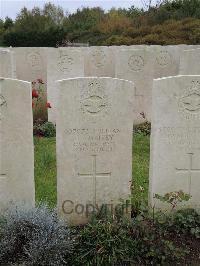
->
34;133;150;208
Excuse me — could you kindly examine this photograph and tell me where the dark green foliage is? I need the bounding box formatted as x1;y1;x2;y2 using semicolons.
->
3;27;65;47
133;122;151;136
1;0;200;46
159;208;200;238
33;121;56;137
72;210;196;266
73;217;137;266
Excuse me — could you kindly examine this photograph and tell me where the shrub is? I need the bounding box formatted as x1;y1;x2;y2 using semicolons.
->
33;121;56;137
162;208;200;238
72;213;186;266
0;204;73;265
73;217;138;266
133;121;151;136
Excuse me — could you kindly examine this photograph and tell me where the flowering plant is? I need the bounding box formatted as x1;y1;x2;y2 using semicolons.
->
32;79;51;122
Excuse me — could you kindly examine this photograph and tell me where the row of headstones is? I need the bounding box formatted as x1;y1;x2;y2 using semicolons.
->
1;45;200;125
0;75;200;225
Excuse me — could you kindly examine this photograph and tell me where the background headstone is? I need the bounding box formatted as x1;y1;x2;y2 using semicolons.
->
13;47;47;121
0;49;16;78
57;77;134;225
13;47;47;83
115;48;154;123
84;46;115;77
47;47;84;124
150;45;180;78
150;75;200;211
0;78;35;212
179;48;200;75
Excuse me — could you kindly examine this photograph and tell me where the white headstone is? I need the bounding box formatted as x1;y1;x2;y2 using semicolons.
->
150;75;200;211
179;48;200;75
0;49;16;78
57;77;134;225
47;48;84;124
0;78;35;212
115;48;154;123
150;45;180;79
13;47;47;83
84;46;115;77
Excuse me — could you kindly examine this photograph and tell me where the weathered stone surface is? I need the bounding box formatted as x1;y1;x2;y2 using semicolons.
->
0;78;35;212
47;48;84;123
13;47;47;83
179;48;200;75
150;45;181;79
0;49;16;78
84;46;115;77
150;75;200;211
57;77;134;225
115;48;154;123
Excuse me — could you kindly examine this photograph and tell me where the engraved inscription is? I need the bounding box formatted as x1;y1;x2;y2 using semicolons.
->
27;52;42;71
156;51;171;67
91;50;106;68
158;127;200;148
179;81;200;118
128;55;144;71
176;153;200;194
80;81;110;117
58;51;74;72
78;155;111;204
65;128;120;153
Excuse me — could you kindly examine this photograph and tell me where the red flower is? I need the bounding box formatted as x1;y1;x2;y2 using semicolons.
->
46;102;52;108
32;89;39;99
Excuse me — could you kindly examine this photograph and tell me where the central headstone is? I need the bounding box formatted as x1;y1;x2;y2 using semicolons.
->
150;75;200;211
0;78;35;212
57;77;134;225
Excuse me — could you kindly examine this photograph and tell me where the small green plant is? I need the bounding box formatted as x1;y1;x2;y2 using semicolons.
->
33;121;56;137
164;208;200;239
73;216;138;266
155;190;191;210
133;121;151;136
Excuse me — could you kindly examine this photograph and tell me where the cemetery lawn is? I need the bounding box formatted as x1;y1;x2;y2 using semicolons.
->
34;133;150;207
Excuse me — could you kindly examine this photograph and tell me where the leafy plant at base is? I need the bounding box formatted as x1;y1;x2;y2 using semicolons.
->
133;113;151;136
159;208;200;239
72;213;186;266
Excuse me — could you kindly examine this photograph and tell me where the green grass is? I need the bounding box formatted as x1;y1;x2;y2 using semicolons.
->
34;137;57;208
34;133;150;208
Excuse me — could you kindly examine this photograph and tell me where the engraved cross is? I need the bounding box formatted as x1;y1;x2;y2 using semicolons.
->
78;155;111;204
176;153;200;194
